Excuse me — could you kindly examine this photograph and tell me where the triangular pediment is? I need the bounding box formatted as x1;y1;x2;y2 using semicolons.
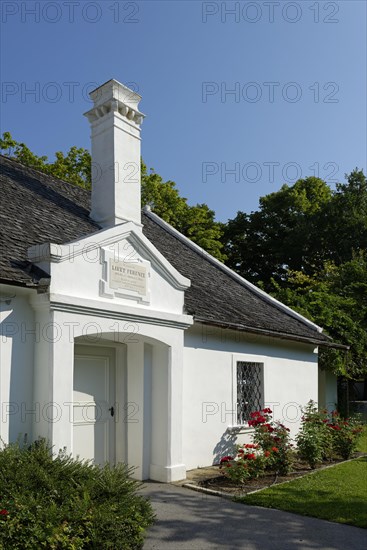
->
28;222;191;303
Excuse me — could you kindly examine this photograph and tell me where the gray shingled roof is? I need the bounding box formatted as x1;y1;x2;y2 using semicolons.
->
0;155;331;345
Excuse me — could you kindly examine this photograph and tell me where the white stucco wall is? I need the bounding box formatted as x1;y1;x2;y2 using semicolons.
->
182;324;318;470
0;286;35;444
318;369;338;412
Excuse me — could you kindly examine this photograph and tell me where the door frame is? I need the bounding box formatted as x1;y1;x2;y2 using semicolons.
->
73;344;125;465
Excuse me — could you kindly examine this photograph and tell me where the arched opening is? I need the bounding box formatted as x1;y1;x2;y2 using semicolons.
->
72;332;172;480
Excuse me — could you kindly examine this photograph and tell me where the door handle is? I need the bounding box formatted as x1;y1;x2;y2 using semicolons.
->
109;406;115;417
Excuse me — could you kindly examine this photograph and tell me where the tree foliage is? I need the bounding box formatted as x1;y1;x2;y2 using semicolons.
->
0;132;91;188
223;171;367;378
223;176;334;283
271;255;367;377
141;161;225;260
1;132;225;261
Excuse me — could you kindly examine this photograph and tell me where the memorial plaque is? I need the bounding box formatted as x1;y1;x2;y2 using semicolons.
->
109;260;147;296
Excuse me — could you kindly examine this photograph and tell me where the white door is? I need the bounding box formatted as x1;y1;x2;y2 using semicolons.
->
73;346;116;466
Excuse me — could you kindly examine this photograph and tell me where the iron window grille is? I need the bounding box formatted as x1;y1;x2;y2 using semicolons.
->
237;361;263;424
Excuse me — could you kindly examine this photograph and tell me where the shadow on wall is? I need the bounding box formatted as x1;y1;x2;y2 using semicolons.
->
212;429;238;464
0;299;35;444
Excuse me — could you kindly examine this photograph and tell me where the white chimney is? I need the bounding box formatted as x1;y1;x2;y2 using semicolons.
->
84;79;145;227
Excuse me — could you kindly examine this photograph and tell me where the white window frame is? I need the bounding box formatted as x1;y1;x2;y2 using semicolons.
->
229;354;266;430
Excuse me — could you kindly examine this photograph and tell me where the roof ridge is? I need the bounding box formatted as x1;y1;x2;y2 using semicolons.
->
142;206;324;335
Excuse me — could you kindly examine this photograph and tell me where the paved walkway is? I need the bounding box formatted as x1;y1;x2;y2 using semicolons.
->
141;481;367;550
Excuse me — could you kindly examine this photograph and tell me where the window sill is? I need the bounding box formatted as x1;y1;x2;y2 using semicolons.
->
227;424;255;434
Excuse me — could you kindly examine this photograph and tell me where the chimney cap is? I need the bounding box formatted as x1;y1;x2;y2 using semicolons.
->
89;79;142;110
84;79;145;126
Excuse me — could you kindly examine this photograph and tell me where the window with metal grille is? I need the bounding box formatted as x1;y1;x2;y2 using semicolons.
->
237;362;263;424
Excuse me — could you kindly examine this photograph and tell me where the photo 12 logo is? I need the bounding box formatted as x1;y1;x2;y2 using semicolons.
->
1;319;140;344
201;2;340;24
201;401;303;424
2;401;141;424
1;81;140;104
1;1;140;24
202;81;340;104
202;161;339;184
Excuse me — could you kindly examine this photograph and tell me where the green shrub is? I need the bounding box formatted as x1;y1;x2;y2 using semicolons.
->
296;424;326;469
0;439;154;549
296;401;333;468
327;411;364;460
296;401;364;467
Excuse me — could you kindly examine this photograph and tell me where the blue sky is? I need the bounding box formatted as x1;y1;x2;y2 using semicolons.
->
1;0;366;222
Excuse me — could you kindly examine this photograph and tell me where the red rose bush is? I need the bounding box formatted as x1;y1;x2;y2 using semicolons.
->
220;401;363;485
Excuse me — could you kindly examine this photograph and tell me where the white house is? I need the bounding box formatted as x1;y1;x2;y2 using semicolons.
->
0;79;340;482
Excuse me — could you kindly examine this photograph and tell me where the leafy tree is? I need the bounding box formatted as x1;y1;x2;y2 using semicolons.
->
222;177;333;285
141;161;226;260
0;131;49;172
0;132;91;188
269;254;367;378
223;172;367;288
1;132;225;261
181;203;225;261
318;169;367;265
141;160;188;227
223;172;367;378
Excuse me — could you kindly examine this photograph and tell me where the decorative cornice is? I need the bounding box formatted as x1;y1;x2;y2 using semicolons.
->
84;79;145;127
50;300;193;331
84;98;145;127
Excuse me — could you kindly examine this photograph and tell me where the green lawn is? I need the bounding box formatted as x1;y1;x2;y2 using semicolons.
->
238;428;367;528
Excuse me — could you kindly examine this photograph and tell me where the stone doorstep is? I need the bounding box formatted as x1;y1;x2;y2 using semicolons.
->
171;465;220;487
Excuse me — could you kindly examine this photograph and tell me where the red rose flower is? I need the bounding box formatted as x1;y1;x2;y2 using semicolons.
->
249;411;267;425
0;510;8;516
220;456;233;467
271;447;279;453
245;453;256;460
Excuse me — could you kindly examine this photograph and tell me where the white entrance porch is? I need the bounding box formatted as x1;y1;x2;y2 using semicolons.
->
31;301;190;482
